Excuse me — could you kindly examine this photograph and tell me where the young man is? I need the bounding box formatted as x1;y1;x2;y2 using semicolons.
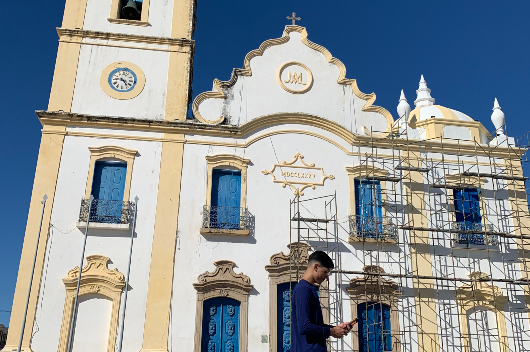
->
291;251;351;352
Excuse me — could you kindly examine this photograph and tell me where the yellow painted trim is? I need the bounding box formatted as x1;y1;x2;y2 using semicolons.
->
456;272;509;352
276;61;313;94
57;28;194;50
140;136;184;352
170;0;196;39
164;49;193;121
61;0;88;29
100;61;146;100
205;155;251;209
192;25;394;130
4;126;66;352
48;41;81;112
193;261;253;352
345;165;389;216
84;146;137;201
109;0;150;24
38;111;521;159
57;255;125;352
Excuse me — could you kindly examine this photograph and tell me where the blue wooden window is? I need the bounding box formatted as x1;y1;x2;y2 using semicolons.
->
91;161;127;223
202;297;240;352
211;170;242;229
453;188;483;245
277;282;296;352
358;302;392;352
355;179;383;238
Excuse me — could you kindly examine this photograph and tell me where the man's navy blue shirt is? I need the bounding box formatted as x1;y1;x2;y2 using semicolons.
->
291;279;331;352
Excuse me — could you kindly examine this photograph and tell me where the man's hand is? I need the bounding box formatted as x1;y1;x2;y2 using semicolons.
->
330;323;350;338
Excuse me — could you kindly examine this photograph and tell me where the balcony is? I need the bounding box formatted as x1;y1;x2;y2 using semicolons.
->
201;205;251;236
77;199;136;230
348;215;398;243
451;222;499;246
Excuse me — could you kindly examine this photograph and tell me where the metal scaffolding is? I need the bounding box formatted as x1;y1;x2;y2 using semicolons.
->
288;128;530;352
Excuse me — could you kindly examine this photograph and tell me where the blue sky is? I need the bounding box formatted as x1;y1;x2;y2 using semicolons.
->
1;0;530;326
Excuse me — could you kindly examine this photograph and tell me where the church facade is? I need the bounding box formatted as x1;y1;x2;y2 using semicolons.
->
6;2;530;352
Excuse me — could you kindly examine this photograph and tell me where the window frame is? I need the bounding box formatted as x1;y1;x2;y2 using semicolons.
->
84;146;137;202
205;155;250;209
108;0;151;26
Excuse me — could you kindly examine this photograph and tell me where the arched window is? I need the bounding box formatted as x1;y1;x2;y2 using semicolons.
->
193;261;253;352
265;243;311;352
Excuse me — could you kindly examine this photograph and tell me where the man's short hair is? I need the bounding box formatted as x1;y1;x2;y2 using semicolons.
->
308;251;334;270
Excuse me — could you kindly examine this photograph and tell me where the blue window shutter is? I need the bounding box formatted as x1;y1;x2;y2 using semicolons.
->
202;298;240;352
91;161;127;200
358;303;390;352
383;305;392;351
211;170;242;229
453;189;464;223
277;282;296;352
355;180;382;238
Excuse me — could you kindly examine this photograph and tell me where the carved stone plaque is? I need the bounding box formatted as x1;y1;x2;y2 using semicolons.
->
277;61;313;94
262;153;334;196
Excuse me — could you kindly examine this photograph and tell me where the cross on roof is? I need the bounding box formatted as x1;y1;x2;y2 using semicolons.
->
287;12;301;25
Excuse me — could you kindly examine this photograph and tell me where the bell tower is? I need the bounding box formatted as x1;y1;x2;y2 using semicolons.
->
48;0;196;121
5;2;195;352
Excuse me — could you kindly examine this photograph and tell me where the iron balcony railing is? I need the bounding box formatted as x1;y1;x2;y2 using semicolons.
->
202;205;250;230
349;215;398;241
451;222;499;246
78;199;136;225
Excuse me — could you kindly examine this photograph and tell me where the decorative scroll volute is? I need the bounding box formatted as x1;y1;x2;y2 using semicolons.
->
269;242;311;267
63;255;125;291
194;260;252;294
456;271;507;308
348;265;399;297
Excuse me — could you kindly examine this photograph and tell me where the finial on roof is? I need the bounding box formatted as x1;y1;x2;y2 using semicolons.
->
397;90;411;126
414;75;435;107
491;98;505;136
287;12;301;25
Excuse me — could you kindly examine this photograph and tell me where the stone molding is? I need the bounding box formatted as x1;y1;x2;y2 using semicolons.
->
193;261;253;352
205;155;251;209
58;255;125;352
456;271;509;352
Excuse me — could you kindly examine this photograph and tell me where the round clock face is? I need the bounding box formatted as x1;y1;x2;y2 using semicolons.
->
108;68;137;92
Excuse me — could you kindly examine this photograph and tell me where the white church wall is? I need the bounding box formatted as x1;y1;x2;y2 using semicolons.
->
170;129;415;352
83;0;175;38
30;134;162;352
71;294;112;352
71;45;169;120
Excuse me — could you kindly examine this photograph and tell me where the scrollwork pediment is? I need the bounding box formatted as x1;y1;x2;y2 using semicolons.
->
456;271;506;309
194;260;252;294
347;265;399;296
63;255;125;294
266;242;311;276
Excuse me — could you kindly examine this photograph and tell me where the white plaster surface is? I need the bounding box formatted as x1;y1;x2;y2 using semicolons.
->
83;0;176;38
71;294;112;352
196;30;391;135
71;45;169;120
31;135;162;352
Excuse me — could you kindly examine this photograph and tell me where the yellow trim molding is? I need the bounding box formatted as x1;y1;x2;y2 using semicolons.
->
4;125;66;352
100;62;146;100
140;136;184;352
192;25;394;130
456;272;509;352
265;243;310;352
109;0;150;24
276;61;313;94
205;154;251;208
84;146;137;201
345;165;388;216
57;255;125;352
37;111;523;160
193;261;253;352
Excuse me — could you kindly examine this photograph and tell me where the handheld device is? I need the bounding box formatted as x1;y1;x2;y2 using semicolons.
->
347;318;358;329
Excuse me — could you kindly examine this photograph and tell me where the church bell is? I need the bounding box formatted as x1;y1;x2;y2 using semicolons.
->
121;0;141;21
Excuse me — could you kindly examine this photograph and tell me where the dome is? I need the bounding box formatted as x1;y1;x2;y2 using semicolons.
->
409;105;474;123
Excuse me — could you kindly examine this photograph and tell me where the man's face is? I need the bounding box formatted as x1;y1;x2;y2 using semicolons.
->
313;263;330;284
